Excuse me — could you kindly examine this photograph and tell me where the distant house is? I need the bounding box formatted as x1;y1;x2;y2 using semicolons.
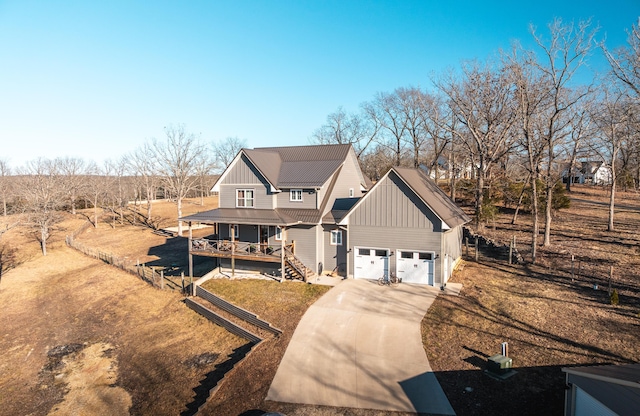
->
562;364;640;416
563;161;612;186
180;144;470;287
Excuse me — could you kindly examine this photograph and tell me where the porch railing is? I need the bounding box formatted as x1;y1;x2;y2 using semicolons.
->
190;238;287;258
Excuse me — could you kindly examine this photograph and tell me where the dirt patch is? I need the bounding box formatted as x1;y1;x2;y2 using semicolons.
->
45;342;132;416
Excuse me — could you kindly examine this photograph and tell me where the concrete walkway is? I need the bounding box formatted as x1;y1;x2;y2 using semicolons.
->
267;279;455;414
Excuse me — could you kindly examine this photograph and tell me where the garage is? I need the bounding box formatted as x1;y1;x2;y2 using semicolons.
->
354;247;389;280
396;250;434;285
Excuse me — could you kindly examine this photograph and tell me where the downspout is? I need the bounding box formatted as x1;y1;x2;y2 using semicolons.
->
339;225;349;279
439;222;445;290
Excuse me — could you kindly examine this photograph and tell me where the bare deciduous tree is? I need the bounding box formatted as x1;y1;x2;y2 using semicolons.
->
16;158;65;256
364;91;408;167
127;142;158;222
531;18;597;246
212;136;246;169
0;159;12;217
152;124;205;236
310;106;379;159
602;18;640;97
436;60;518;227
591;88;634;231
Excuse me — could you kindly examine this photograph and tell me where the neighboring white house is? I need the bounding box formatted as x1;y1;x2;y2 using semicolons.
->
562;161;612;186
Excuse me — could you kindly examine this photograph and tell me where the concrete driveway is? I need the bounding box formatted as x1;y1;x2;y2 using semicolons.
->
267;279;455;415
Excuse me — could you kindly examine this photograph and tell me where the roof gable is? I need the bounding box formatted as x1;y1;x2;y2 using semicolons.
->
340;167;470;229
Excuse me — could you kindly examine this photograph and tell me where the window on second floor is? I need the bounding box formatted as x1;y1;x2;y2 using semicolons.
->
236;189;254;208
331;229;342;246
290;189;303;202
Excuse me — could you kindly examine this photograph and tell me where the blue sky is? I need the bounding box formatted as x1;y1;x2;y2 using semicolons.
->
0;1;637;169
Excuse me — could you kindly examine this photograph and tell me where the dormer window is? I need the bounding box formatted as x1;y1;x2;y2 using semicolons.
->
236;189;254;208
290;189;303;202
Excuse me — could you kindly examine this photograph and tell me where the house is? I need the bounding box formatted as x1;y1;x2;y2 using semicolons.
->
562;161;612;186
180;144;470;287
562;364;640;416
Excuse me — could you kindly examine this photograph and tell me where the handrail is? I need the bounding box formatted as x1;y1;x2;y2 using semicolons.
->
191;239;283;257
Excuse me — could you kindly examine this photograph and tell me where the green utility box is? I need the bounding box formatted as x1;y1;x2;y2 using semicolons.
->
487;354;513;374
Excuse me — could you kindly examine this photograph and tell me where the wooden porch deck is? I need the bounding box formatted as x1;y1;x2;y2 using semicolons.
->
190;238;285;263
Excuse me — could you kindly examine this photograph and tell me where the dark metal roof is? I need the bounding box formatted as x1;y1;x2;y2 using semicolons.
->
390;167;471;229
180;208;322;226
276;208;322;224
180;208;290;226
323;198;360;224
243;144;351;188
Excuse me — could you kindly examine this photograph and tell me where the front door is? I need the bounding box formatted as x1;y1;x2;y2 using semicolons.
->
260;225;269;252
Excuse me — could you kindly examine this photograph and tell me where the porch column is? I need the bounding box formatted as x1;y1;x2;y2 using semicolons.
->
280;227;286;282
231;224;235;277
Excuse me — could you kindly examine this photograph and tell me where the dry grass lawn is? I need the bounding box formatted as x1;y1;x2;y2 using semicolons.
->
423;185;640;416
1;187;638;416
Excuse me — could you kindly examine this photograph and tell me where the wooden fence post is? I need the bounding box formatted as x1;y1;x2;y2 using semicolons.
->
181;272;185;295
608;265;613;295
465;237;469;257
160;270;164;290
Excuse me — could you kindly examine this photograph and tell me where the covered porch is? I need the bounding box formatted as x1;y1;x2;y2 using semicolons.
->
180;208;314;281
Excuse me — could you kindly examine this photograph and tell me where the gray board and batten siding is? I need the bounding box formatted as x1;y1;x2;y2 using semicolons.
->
343;168;469;286
219;154;274;210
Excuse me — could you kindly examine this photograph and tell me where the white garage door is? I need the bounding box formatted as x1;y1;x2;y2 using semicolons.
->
354;247;389;280
396;250;434;285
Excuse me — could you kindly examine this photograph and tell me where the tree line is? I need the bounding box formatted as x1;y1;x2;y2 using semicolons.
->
0;127;246;256
310;18;640;263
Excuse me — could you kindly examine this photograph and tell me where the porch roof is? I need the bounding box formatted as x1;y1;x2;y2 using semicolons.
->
180;208;322;226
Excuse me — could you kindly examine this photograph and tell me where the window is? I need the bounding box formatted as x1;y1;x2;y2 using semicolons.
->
290;189;303;202
236;189;254;208
419;252;433;260
401;251;413;259
358;248;370;256
349;188;354;197
229;224;239;239
331;230;342;245
275;226;282;241
374;249;388;257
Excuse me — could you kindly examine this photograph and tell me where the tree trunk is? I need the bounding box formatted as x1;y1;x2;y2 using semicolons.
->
93;195;99;228
41;227;47;256
543;180;553;246
608;164;616;231
475;168;484;228
531;175;539;263
177;198;183;237
146;188;152;221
